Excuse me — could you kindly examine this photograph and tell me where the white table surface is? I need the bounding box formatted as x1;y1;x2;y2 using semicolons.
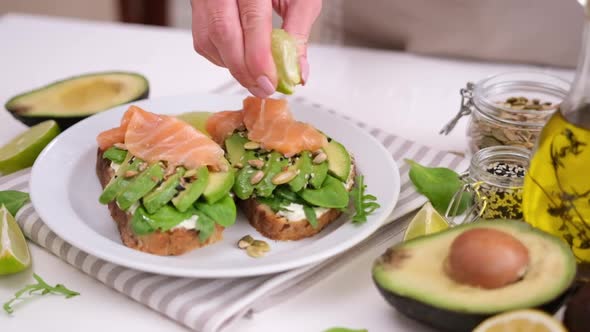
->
0;13;575;332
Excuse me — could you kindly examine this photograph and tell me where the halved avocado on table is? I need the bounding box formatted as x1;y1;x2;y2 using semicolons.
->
372;220;576;332
5;71;149;129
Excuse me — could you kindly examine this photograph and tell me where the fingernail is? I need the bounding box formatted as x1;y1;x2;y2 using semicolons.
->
248;86;267;98
256;76;275;96
300;58;309;85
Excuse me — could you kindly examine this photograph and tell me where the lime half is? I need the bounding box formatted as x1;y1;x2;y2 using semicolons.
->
272;29;301;95
403;202;449;241
176;112;213;137
0;205;31;275
473;309;567;332
0;120;60;175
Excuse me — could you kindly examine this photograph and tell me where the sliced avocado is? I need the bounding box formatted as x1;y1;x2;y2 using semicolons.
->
194;194;237;227
175;112;213;136
288;152;313;192
99;154;143;204
372;220;576;332
255;151;289;197
224;133;248;166
234;165;257;200
172;167;209;212
6;71;149;129
116;163;164;211
203;170;235;204
102;146;127;164
143;167;186;214
299;175;349;208
324;140;352;182
309;160;329;189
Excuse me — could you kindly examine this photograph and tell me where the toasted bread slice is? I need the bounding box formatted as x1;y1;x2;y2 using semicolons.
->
240;164;356;241
96;148;223;256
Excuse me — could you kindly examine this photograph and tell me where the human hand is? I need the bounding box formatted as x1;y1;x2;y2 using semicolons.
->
191;0;322;97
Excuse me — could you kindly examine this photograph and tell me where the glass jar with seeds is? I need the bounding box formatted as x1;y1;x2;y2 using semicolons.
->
446;146;531;225
440;72;570;155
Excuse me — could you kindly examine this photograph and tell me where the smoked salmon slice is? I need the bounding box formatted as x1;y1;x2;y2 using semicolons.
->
206;97;327;157
97;106;225;169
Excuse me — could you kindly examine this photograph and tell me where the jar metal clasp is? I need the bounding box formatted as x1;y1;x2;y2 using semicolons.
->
439;82;475;135
444;172;488;226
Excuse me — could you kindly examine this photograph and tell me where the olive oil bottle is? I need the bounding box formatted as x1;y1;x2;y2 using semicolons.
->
523;3;590;261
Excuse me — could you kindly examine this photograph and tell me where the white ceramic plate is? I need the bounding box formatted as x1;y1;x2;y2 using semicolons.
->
30;94;400;278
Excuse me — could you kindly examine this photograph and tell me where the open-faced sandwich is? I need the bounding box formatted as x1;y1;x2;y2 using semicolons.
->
96;106;236;255
206;97;360;240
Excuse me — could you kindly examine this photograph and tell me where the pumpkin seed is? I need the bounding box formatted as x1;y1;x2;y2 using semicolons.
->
250;170;265;184
271;170;297;185
124;170;138;178
312;152;327;164
246;246;266;258
248;159;265;169
237;235;254;249
252;240;270;252
244;141;261;150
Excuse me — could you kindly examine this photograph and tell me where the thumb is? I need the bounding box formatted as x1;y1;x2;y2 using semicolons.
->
275;0;322;84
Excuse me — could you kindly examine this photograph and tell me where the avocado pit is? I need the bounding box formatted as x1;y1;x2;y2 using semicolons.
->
446;228;530;289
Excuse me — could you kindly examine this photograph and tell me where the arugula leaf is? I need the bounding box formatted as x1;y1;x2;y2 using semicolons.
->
406;159;471;216
0;190;29;216
350;175;380;223
323;328;368;332
257;196;290;212
195;211;216;242
303;205;318;228
3;273;79;314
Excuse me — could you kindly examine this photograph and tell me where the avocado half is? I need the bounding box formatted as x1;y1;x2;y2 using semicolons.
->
372;220;577;332
5;71;149;129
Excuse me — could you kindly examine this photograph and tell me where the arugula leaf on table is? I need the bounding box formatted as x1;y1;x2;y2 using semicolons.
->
3;274;80;314
0;190;29;216
405;159;471;216
350;175;380;224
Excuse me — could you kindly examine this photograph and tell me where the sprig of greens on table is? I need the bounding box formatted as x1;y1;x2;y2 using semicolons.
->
3;274;80;314
405;159;471;216
0;190;80;314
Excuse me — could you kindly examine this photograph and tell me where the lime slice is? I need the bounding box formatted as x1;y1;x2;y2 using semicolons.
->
0;120;60;175
271;29;301;95
473;309;567;332
0;205;31;275
403;202;449;241
176;112;213;137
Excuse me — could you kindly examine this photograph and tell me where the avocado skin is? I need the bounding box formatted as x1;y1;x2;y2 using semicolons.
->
5;71;149;129
373;278;573;332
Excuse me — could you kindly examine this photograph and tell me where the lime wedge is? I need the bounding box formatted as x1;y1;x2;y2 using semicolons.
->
272;29;301;95
0;205;31;275
403;202;449;241
176;112;213;137
0;120;60;175
474;309;567;332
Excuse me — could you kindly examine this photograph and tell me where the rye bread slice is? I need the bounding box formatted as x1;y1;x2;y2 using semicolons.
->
96;148;223;256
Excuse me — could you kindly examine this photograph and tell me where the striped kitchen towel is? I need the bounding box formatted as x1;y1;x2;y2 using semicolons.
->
0;95;468;332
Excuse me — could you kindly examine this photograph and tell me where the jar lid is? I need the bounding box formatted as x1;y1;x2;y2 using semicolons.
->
473;71;570;128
